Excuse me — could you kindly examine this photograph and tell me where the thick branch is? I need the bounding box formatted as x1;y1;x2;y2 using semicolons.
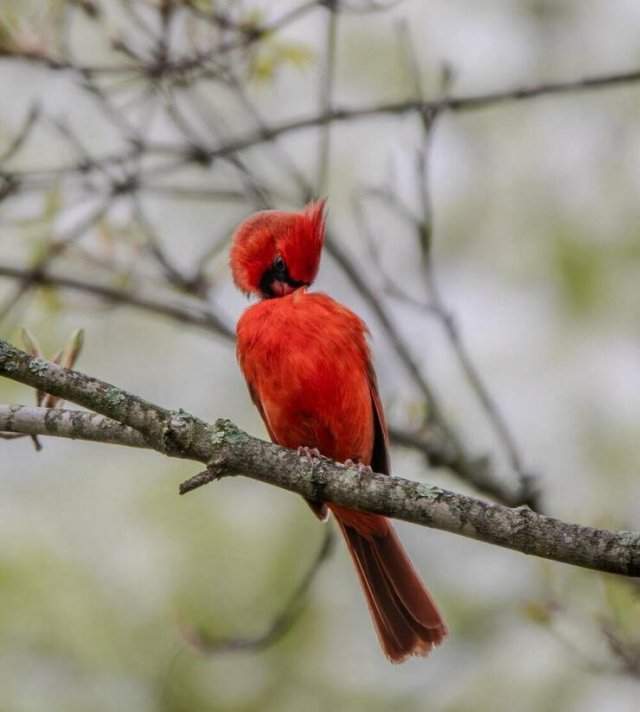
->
181;425;640;577
0;338;213;459
1;338;638;577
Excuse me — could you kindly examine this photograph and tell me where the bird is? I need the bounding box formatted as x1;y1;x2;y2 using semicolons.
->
230;199;447;662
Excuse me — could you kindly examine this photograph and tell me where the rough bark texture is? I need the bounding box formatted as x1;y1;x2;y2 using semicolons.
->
0;404;147;448
1;337;639;577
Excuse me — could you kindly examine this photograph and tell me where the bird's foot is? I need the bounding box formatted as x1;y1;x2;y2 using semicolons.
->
343;459;373;475
297;446;322;459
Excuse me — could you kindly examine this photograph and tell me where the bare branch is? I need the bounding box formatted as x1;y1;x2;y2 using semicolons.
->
316;1;338;193
387;426;532;508
1;338;639;578
0;104;41;163
0;404;147;449
139;67;640;164
0;199;113;322
0;264;234;340
5;67;640;196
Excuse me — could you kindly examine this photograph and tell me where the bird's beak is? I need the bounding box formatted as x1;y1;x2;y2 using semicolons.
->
271;280;295;297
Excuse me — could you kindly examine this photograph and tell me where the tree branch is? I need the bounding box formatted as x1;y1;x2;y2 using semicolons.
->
0;263;530;506
1;338;638;577
0;264;234;340
0;404;147;449
141;67;640;163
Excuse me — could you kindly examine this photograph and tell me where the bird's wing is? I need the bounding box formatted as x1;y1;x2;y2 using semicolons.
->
367;361;391;476
246;379;329;520
246;380;278;442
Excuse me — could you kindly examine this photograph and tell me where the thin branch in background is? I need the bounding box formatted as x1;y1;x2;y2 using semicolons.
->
172;84;274;209
222;71;312;202
316;0;338;194
132;197;195;291
183;528;335;654
387;425;519;507
351;187;431;310
118;0;161;46
131;63;640;168
45;115;125;190
0;198;113;324
4;68;640;202
163;86;212;148
80;70;144;146
323;232;486;497
522;592;640;680
0;104;41;163
273;0;326;29
389;24;538;506
323;232;439;412
414;100;536;504
154;0;325;80
602;622;640;679
339;0;405;12
0;265;235;340
140;185;247;202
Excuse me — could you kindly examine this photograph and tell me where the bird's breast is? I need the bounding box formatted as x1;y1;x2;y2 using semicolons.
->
236;292;375;463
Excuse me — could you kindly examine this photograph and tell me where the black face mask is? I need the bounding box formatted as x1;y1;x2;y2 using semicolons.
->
260;256;307;298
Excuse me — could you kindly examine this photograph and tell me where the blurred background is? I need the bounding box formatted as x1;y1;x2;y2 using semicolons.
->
1;1;639;710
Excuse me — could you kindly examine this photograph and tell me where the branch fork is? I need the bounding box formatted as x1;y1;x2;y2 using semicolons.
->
1;338;639;578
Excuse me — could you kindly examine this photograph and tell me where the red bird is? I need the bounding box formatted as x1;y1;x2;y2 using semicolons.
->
230;199;447;662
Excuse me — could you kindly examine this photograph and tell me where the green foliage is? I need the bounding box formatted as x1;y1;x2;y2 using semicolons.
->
0;15;18;53
603;576;640;634
521;600;553;626
581;416;640;487
0;0;63;52
248;40;314;84
549;225;640;318
551;230;604;315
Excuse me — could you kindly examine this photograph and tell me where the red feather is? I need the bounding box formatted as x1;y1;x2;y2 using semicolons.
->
232;201;447;662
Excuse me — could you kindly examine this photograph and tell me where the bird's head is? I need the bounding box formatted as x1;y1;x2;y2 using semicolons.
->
230;199;326;298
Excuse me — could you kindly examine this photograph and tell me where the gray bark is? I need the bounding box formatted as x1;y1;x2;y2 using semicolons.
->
1;337;639;577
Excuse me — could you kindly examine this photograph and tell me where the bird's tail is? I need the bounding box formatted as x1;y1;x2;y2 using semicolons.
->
335;510;447;662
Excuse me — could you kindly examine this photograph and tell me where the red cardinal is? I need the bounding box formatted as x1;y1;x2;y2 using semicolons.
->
231;199;447;662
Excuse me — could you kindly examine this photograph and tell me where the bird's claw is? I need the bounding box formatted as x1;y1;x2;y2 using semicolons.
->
297;446;322;459
343;459;373;475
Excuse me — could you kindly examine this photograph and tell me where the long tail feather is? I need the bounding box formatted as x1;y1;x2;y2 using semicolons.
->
337;514;447;662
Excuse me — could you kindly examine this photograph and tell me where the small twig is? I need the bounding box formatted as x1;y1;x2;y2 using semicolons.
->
316;0;338;193
0;104;41;163
0;404;148;449
0;264;234;340
0;198;113;323
602;622;640;678
136;66;640;164
184;528;334;654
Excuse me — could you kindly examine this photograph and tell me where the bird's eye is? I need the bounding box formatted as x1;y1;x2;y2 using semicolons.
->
273;255;286;273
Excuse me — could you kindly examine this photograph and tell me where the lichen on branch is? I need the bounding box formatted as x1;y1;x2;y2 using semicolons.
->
1;337;639;578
